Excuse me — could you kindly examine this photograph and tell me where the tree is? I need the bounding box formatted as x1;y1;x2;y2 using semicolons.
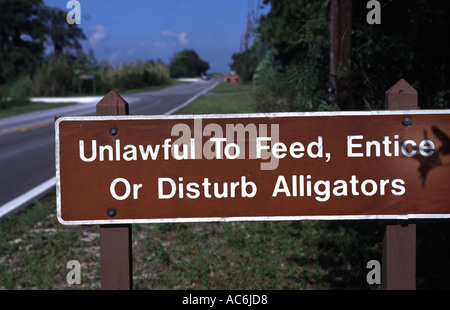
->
169;49;210;78
0;0;47;81
0;0;87;84
249;0;450;111
253;0;330;112
41;6;87;56
351;0;450;109
329;0;352;110
229;6;262;83
230;44;261;82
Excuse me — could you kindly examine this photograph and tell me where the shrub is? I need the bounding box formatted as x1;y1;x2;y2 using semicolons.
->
97;60;170;93
31;55;73;97
0;77;32;109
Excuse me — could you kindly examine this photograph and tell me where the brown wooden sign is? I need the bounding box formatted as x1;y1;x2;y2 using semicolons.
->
55;110;450;225
226;74;240;84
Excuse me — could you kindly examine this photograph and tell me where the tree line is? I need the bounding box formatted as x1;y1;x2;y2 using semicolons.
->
231;0;450;112
0;0;209;109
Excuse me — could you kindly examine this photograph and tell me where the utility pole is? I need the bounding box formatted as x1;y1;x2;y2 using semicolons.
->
329;0;352;110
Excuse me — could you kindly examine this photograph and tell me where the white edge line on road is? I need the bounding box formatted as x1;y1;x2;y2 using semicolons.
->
0;177;56;220
1;81;220;221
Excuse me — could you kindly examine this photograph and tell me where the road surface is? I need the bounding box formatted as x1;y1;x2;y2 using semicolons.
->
0;78;220;219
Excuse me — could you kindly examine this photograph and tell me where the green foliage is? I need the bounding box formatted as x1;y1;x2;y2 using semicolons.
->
292;221;384;289
2;50;171;100
0;0;173;105
253;50;296;112
252;0;330;112
416;222;450;289
41;6;87;56
0;0;89;104
248;0;450;112
29;50;98;97
169;49;210;78
96;60;170;94
230;44;262;83
0;0;47;82
351;0;450;110
0;0;87;83
0;192;101;289
0;77;32;109
31;54;74;97
433;90;450;109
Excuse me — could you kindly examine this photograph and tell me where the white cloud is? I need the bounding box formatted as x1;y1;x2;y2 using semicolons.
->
89;24;108;45
177;32;188;45
162;30;189;45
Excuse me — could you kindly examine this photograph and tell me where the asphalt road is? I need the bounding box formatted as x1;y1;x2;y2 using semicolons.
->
0;78;220;217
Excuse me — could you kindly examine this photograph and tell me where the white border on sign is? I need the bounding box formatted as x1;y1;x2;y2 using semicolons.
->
56;214;450;226
55;109;450;225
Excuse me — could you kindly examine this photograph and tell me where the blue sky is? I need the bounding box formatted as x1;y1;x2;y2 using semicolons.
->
43;0;269;73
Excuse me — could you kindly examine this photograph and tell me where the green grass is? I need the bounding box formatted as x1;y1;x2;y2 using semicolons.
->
0;191;384;290
0;193;101;289
175;82;257;115
0;101;75;118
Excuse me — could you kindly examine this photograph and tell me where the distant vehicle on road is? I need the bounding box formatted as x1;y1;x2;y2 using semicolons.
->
201;73;211;80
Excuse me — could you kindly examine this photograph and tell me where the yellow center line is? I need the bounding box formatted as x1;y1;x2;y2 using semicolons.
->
0;121;53;136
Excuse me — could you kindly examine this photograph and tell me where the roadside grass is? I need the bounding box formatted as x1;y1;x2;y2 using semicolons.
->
0;193;100;289
0;102;75;118
0;190;383;290
0;79;181;118
175;82;256;115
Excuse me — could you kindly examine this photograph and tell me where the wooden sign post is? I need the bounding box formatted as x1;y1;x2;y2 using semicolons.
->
382;79;418;290
97;91;132;290
78;74;96;96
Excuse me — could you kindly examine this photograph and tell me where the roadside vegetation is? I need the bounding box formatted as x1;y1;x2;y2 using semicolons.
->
231;0;449;112
0;101;74;118
175;82;257;115
0;1;210;112
0;187;382;290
